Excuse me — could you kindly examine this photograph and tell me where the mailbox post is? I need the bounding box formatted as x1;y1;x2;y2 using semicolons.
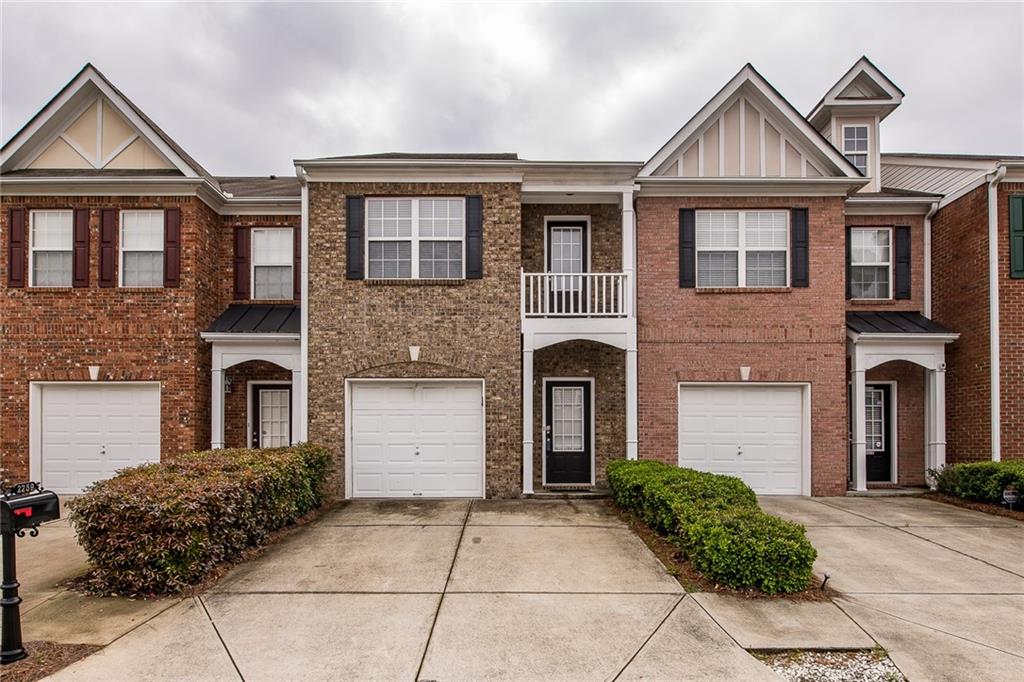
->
1;482;61;665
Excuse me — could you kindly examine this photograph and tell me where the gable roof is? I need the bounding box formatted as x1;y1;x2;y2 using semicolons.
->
639;63;861;179
1;63;218;188
808;57;904;128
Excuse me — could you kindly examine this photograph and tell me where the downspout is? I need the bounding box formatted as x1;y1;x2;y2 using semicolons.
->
924;201;938;318
987;164;1006;461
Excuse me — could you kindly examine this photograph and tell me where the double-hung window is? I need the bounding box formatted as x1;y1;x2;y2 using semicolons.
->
366;198;464;279
843;125;869;175
850;227;891;299
251;228;294;299
120;210;164;287
30;210;74;287
695;210;788;288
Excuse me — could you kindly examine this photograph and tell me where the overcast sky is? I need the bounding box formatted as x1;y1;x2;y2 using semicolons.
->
2;2;1021;176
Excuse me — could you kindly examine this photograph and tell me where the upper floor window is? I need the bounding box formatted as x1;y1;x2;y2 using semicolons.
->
366;198;464;279
696;210;788;288
850;227;891;299
120;210;164;287
251;228;294;299
843;125;869;175
30;210;73;287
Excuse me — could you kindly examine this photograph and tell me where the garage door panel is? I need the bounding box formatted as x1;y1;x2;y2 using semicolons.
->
679;385;804;495
351;381;484;498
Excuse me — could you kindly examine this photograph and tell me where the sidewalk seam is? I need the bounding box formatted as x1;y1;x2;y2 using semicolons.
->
610;594;686;682
198;595;246;681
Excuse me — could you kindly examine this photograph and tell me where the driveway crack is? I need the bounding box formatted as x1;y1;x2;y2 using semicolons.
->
610;594;685;681
198;595;245;681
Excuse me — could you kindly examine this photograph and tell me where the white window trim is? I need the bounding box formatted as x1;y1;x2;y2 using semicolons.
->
841;124;870;176
119;209;165;288
250;227;295;301
28;209;73;288
364;197;466;280
542;216;592;274
695;210;789;288
850;226;893;301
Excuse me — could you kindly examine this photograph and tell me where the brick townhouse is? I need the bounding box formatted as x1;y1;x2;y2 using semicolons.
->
1;58;1021;498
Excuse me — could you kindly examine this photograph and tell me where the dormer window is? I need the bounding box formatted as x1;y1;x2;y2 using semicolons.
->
842;125;869;176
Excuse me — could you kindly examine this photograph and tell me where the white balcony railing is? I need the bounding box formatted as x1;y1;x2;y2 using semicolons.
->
521;270;630;318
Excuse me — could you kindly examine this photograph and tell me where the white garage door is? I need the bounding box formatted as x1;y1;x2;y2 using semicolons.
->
350;381;484;498
678;384;804;495
40;383;161;494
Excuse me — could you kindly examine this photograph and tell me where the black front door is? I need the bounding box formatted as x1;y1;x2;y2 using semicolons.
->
544;381;592;484
865;384;892;482
251;384;292;448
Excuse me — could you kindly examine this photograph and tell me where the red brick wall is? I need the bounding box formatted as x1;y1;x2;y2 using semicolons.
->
931;185;991;461
636;196;849;496
998;183;1024;460
0;195;223;483
846;213;926;312
223;360;293;448
865;361;926;486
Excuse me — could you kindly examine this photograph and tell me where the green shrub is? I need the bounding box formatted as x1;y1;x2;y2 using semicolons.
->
605;459;816;594
932;459;1024;503
68;444;331;595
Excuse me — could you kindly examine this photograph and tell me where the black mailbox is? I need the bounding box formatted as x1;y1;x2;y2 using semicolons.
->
1;486;61;534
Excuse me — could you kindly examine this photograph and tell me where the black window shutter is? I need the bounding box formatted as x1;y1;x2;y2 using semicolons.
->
293;225;302;299
233;227;250;299
7;208;26;287
790;208;809;287
72;208;90;288
679;209;696;288
346;196;365;280
163;208;181;287
99;209;117;287
465;195;483;279
894;225;911;299
845;226;852;300
1010;195;1024;279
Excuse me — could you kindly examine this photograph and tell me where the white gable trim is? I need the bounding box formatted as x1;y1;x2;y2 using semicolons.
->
1;65;198;178
640;64;860;178
808;57;904;124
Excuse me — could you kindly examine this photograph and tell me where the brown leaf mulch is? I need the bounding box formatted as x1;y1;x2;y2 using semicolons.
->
609;500;842;601
1;641;101;682
923;492;1024;522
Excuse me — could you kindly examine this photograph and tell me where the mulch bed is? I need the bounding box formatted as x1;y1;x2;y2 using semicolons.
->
923;492;1024;523
608;500;841;601
1;642;101;682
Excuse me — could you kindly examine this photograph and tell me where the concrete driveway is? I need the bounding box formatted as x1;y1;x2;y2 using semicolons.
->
49;499;777;681
760;495;1024;682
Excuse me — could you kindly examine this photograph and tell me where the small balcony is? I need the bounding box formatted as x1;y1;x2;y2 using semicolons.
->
521;271;630;318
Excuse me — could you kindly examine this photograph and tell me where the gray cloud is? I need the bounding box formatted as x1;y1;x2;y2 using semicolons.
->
2;2;1021;176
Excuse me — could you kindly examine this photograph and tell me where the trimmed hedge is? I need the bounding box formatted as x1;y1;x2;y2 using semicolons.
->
68;444;331;595
932;459;1024;504
606;459;816;594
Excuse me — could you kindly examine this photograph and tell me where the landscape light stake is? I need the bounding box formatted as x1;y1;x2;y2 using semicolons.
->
1;482;62;665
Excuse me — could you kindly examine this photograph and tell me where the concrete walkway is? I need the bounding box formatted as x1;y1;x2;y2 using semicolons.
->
47;499;778;681
760;495;1024;682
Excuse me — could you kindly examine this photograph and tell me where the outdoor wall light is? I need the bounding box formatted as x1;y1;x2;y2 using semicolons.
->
740;366;751;381
409;346;421;362
224;377;233;394
88;365;100;381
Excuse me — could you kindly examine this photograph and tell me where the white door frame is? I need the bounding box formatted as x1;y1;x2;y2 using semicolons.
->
542;215;592;273
541;376;597;487
343;377;487;499
246;380;293;448
677;381;812;496
29;381;162;485
854;380;899;485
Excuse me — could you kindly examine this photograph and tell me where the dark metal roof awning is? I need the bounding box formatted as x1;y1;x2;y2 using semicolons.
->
205;304;300;334
846;311;953;335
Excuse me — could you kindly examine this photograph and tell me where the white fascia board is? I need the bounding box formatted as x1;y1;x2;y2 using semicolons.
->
200;332;301;343
219;198;301;216
1;70;95;168
846;330;959;343
637;176;867;197
520;183;637;195
882;155;999;171
808;57;904;124
0;176;206;195
936;173;990;209
845;197;937;215
301;171;525;184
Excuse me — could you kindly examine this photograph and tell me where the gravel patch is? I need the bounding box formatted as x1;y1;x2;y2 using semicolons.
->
757;650;904;682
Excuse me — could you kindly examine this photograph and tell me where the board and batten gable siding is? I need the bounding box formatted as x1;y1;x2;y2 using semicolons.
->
635;195;849;496
305;182;523;498
0;194;224;483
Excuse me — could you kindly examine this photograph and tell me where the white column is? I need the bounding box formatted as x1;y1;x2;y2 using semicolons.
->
924;369;934;473
211;367;225;449
522;343;535;495
290;368;303;445
851;364;868;492
621;190;636;315
933;365;947;472
626;344;638;460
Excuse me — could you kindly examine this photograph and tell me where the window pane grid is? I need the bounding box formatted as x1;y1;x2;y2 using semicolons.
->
30;210;73;287
696;211;787;288
552;387;584;452
120;211;164;287
843;126;869;174
366;198;465;279
850;228;891;298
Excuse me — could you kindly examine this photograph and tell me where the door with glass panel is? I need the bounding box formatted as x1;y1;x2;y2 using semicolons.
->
251;385;291;448
864;385;892;482
546;221;587;314
544;381;592;484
